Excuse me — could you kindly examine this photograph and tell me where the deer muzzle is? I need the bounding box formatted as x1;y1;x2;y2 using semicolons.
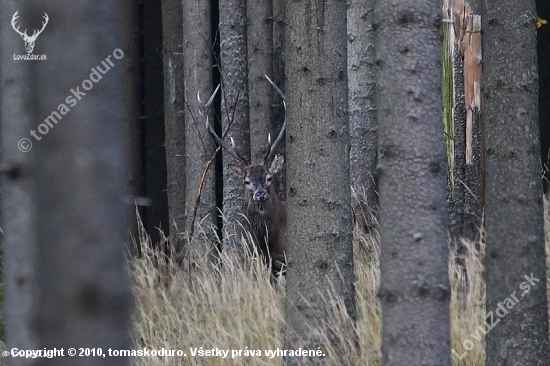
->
253;190;269;202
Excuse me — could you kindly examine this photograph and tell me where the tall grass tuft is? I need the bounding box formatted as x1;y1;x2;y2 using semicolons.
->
131;217;285;366
130;195;550;365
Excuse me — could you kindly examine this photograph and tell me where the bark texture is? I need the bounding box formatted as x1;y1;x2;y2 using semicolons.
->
219;0;251;233
448;44;482;244
1;2;39;363
374;0;451;364
162;0;186;253
347;0;378;231
537;0;550;191
218;0;252;251
482;0;550;363
272;0;286;200
27;1;131;364
283;0;355;363
247;0;274;164
182;0;217;259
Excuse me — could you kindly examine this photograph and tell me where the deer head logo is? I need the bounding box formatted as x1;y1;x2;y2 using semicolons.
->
11;11;49;54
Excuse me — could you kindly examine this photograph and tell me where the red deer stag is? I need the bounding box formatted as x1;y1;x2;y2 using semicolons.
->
197;77;287;275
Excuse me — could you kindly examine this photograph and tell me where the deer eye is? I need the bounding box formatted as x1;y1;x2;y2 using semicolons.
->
245;180;251;185
266;176;273;182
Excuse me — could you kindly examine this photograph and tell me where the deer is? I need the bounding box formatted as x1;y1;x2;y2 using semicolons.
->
197;76;287;276
11;11;49;54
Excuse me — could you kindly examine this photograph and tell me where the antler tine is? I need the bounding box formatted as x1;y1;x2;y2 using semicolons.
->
199;85;249;166
36;13;49;36
263;76;286;164
11;11;26;37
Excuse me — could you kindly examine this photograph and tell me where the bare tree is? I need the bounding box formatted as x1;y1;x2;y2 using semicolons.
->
25;1;131;364
1;2;39;363
347;0;378;231
283;0;355;362
374;0;451;363
482;0;550;363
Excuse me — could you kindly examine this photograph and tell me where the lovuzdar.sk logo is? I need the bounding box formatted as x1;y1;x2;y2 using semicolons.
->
12;10;48;61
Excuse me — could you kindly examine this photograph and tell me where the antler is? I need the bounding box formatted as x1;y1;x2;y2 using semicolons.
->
11;11;27;38
263;75;286;165
11;12;48;40
30;13;49;40
198;85;250;166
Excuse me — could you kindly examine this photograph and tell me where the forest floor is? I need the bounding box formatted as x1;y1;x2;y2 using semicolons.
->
129;196;550;366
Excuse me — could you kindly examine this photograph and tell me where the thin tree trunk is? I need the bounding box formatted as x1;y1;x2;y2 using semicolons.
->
448;42;468;241
182;0;217;261
374;0;451;363
272;0;286;200
162;0;187;254
538;0;550;192
347;0;378;232
247;0;274;164
121;0;142;255
27;1;131;364
1;2;39;363
446;3;482;244
283;0;355;363
482;0;550;363
141;0;169;246
219;0;251;243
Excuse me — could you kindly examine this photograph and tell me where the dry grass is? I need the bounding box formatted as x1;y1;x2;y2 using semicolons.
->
449;234;486;365
131;198;550;365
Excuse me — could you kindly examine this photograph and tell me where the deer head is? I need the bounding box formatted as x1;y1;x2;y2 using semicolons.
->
228;155;284;211
12;11;49;54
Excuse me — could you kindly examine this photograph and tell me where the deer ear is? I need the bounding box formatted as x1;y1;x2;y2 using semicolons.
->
269;155;284;174
228;164;244;178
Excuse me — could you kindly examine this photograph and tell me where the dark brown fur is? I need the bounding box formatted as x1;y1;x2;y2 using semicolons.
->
230;157;287;274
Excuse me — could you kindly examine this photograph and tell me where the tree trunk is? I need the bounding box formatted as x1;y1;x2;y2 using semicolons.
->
247;0;274;165
347;0;378;232
219;0;251;241
374;0;451;364
1;2;39;363
446;3;483;244
162;0;187;254
537;0;550;192
283;0;355;363
182;0;218;261
482;0;550;363
121;0;142;255
272;0;286;200
141;0;169;246
27;1;131;364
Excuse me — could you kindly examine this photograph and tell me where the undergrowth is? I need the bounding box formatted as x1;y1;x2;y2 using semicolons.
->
129;197;550;365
